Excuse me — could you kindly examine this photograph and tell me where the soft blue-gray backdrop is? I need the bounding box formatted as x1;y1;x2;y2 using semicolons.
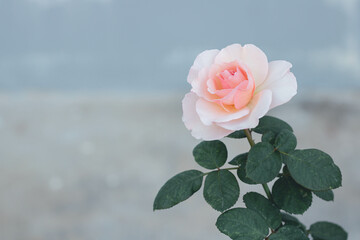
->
0;0;359;91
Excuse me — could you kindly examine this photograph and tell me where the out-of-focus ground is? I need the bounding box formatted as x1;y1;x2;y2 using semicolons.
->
0;90;359;240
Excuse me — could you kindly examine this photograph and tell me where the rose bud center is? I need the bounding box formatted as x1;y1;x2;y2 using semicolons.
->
208;61;255;110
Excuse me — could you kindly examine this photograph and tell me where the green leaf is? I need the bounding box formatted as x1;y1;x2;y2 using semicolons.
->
237;164;257;185
216;208;269;240
230;153;257;184
227;130;247;139
281;213;307;232
203;170;240;212
272;177;312;214
261;131;276;144
313;189;334;201
246;142;282;183
193;140;228;169
229;153;257;184
269;225;309;240
229;153;248;166
282;165;290;176
243;192;282;229
310;221;348;240
275;129;297;153
283;149;342;191
153;170;203;210
253;116;293;134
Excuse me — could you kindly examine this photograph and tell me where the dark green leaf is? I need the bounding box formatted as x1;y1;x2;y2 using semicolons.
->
229;153;248;166
313;190;334;201
246;142;282;183
310;221;348;240
237;165;257;185
275;129;297;153
227;130;247;139
283;149;342;191
193;140;228;169
262;131;276;144
153;170;203;210
231;154;257;184
216;208;269;240
203;170;240;212
269;225;309;240
253;116;293;134
272;177;312;214
243;192;282;229
282;165;290;176
281;213;307;232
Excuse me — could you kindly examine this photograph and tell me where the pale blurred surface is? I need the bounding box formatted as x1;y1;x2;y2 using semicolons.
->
0;90;359;240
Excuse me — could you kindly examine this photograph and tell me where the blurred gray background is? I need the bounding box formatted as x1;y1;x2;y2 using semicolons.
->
0;0;359;239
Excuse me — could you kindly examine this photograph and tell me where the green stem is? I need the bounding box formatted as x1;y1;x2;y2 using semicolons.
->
203;166;240;176
262;183;272;201
244;129;273;201
244;129;255;147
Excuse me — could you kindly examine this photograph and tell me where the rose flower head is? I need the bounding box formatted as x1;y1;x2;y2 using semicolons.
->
182;44;297;140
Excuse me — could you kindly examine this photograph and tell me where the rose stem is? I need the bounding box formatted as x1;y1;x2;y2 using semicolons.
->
244;129;273;201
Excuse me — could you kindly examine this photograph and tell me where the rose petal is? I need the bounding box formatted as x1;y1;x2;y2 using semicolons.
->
182;92;233;140
256;60;297;109
187;49;219;84
218;90;272;130
191;67;214;99
211;82;244;106
196;98;250;125
214;44;268;87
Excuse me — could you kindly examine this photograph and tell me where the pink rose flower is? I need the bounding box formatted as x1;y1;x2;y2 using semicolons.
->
182;43;297;140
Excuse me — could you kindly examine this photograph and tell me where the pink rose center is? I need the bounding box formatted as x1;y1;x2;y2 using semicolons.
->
208;61;255;110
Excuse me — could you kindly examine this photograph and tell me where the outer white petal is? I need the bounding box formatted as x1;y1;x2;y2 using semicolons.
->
214;44;268;87
190;67;213;99
182;92;233;140
187;50;219;99
196;98;250;125
256;60;297;109
217;90;272;130
187;49;219;84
